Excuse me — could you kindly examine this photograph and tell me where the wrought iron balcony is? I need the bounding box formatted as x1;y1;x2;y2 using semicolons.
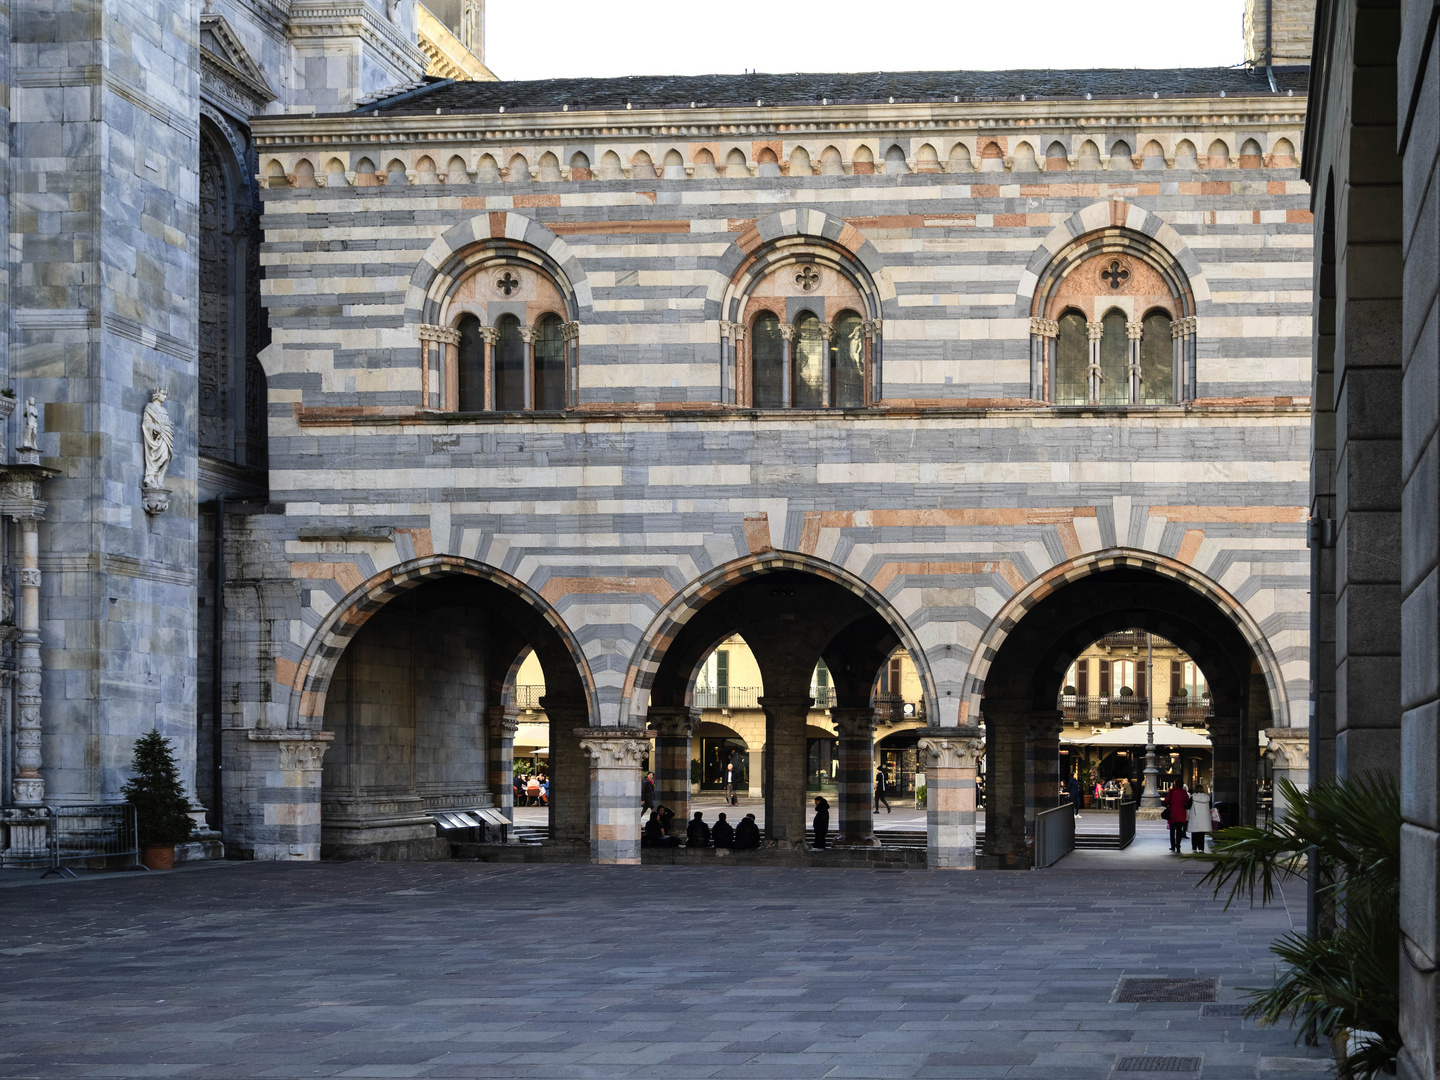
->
1058;695;1151;723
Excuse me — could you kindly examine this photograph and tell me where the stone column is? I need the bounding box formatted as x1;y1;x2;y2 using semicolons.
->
730;323;743;405
223;730;333;860
480;326;497;410
1086;319;1104;403
518;326;535;409
578;729;647;864
1030;316;1057;401
543;698;590;854
563;321;580;407
647;705;697;839
819;321;834;407
1208;715;1241;828
13;514;43;806
487;705;520;822
1026;711;1064;833
1265;727;1309;823
1171;317;1186;402
981;708;1028;868
779;323;795;408
1126;319;1144;402
919;727;985;868
870;318;884;400
831;707;878;845
759;695;811;847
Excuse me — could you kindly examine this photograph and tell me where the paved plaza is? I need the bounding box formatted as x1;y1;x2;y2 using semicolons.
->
0;850;1331;1080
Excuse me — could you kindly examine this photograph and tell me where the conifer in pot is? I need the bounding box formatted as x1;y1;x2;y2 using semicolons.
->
122;729;193;869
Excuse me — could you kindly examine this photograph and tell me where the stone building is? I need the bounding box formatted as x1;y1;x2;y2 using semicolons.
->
0;0;1317;875
1305;0;1438;1075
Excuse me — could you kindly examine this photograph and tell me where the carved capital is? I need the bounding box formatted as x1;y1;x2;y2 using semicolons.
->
1086;321;1105;341
917;727;985;770
488;705;521;738
1030;316;1059;338
419;323;461;345
1266;728;1310;773
577;731;649;769
720;320;734;339
818;322;835;342
1126;320;1144;340
647;706;699;739
16;568;40;588
830;707;879;740
277;741;329;771
562;321;581;342
778;323;796;342
518;327;536;344
480;326;499;345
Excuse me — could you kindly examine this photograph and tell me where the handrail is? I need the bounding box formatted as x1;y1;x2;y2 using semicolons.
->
1033;802;1076;868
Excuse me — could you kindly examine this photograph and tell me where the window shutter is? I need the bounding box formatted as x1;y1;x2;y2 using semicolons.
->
1170;660;1181;699
1077;660;1089;698
1099;659;1111;697
1136;660;1147;700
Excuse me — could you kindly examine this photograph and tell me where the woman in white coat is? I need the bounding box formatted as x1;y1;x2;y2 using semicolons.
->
1187;783;1214;852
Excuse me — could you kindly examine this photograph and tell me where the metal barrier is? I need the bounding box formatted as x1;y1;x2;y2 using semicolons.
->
3;803;145;875
1033;802;1076;868
1118;799;1137;849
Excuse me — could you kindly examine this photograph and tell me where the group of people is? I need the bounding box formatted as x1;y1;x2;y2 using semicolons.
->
511;773;548;806
642;806;762;849
1163;781;1218;852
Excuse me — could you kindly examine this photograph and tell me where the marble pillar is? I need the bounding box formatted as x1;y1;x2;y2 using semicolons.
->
488;705;520;822
919;727;985;868
647;705;697;838
578;729;647;864
1026;711;1064;833
759;695;811;848
543;699;590;854
1265;727;1310;824
831;707;878;845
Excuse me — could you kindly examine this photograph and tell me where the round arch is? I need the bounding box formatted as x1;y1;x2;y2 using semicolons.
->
959;547;1290;728
286;555;598;730
1017;199;1211;318
619;551;937;724
403;211;593;328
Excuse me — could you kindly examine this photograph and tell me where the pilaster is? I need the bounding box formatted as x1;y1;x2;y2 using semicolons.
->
223;729;334;860
646;705;697;837
577;729;647;864
488;706;520;821
831;707;878;845
759;695;812;848
1265;727;1310;822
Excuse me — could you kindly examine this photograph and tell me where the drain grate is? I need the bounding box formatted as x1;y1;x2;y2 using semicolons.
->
1115;1056;1202;1072
1201;1003;1247;1017
1114;977;1218;1003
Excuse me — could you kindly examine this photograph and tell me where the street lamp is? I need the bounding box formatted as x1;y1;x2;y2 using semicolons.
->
1141;713;1161;808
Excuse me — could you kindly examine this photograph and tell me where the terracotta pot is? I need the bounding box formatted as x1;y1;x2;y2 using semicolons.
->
140;844;175;871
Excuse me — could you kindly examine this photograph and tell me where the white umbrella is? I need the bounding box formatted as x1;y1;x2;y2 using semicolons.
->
1077;720;1211;748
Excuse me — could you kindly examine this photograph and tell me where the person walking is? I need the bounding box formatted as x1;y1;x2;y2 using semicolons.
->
812;795;830;849
1187;783;1213;853
640;771;655;817
686;810;711;848
724;762;736;806
1067;775;1084;817
712;812;734;848
874;767;891;813
1164;783;1192;853
734;813;760;849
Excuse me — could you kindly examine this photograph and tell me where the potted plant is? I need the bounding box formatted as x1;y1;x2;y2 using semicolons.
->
122;729;193;869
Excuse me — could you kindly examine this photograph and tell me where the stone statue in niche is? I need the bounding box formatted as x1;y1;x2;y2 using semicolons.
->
141;389;174;515
20;398;37;449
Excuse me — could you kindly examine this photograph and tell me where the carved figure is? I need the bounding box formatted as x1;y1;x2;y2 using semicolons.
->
20;398;37;450
142;389;174;490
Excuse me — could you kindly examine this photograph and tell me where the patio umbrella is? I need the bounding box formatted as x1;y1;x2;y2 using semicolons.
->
1077;720;1211;748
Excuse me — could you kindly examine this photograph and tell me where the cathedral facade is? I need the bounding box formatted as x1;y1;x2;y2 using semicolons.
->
1;0;1315;872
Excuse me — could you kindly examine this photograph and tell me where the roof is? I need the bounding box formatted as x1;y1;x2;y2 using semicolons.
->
353;66;1310;116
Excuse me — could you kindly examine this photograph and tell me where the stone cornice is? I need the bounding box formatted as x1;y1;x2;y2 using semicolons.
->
287;0;427;79
253;94;1306;149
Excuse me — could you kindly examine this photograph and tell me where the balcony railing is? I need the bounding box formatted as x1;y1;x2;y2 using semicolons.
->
514;684;545;710
1058;695;1150;723
1166;698;1212;724
691;686;763;710
1097;630;1151;650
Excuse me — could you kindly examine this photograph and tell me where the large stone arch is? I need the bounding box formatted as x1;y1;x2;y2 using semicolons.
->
959;547;1291;729
619;550;936;724
403;211;593;327
287;555;597;732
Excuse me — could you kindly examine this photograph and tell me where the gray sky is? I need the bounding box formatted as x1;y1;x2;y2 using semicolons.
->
487;1;1252;82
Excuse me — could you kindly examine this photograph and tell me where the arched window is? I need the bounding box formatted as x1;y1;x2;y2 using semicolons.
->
792;311;824;407
831;311;864;407
1139;309;1174;405
534;314;566;410
457;315;485;411
751;312;783;408
1054;310;1088;405
494;314;525;410
1099;309;1129;406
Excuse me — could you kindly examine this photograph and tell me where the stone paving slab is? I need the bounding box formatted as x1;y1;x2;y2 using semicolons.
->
0;861;1329;1079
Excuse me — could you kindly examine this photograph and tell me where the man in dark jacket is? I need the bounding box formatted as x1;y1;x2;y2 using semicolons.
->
874;768;891;813
712;812;734;848
640;771;655;816
734;813;760;849
812;796;830;849
686;811;711;848
1067;775;1084;815
513;774;527;806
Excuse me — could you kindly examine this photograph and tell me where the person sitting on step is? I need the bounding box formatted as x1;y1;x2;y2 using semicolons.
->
733;813;761;849
686;810;711;848
712;812;734;848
